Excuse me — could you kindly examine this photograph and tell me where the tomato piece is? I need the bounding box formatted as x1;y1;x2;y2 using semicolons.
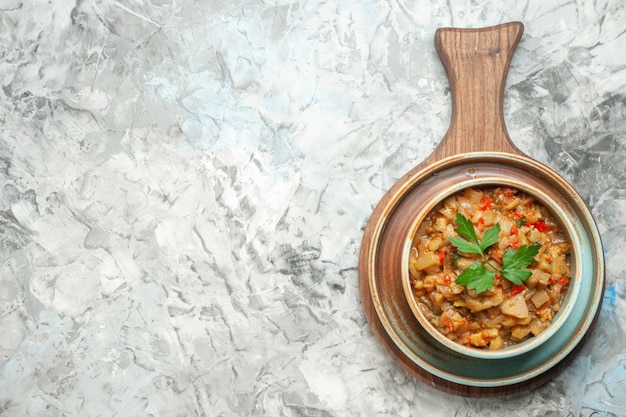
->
477;197;492;211
511;224;518;235
439;250;445;265
511;284;525;295
534;221;549;232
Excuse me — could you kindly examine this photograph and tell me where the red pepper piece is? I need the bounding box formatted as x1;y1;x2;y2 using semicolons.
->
477;197;492;211
511;284;525;295
534;221;549;232
509;238;521;250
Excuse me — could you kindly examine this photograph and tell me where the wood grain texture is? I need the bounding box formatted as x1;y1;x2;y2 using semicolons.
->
429;22;524;161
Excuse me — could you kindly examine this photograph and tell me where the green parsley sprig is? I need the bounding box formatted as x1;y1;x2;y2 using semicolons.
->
449;213;541;294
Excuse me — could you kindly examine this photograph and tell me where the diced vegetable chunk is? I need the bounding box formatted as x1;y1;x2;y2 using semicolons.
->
413;251;439;271
501;293;529;319
530;289;550;308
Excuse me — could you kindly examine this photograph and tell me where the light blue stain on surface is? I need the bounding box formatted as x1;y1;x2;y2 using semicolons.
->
603;282;617;308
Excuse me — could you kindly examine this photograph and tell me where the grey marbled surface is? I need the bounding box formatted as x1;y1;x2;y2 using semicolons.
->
0;0;625;416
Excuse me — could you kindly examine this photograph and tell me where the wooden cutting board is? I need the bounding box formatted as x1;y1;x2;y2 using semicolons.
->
358;22;605;397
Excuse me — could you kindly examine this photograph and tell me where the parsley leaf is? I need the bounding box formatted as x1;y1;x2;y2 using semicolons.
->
480;223;501;252
448;236;483;255
500;267;532;285
448;213;500;256
501;244;541;285
454;262;496;293
502;244;541;270
454;213;479;244
448;214;541;294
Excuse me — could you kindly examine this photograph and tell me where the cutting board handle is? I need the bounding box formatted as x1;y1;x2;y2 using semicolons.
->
430;22;524;159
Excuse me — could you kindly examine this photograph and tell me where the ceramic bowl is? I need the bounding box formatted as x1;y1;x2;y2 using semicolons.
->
401;177;582;360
